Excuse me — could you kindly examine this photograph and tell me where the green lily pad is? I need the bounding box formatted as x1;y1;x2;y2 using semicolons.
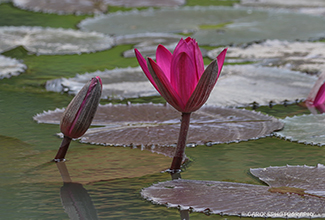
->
208;40;325;74
34;103;283;146
207;65;316;107
79;6;325;46
12;0;186;15
0;26;114;55
240;0;325;7
275;114;325;146
45;65;316;107
13;0;108;14
45;67;159;98
0;55;26;79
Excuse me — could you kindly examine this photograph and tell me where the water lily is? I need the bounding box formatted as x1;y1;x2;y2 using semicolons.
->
135;37;227;175
306;72;325;113
135;37;227;113
54;76;102;161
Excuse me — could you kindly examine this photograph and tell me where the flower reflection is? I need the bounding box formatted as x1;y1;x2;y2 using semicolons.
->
56;161;99;220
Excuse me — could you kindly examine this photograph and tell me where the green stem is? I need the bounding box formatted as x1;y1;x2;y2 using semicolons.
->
170;112;191;177
54;136;72;162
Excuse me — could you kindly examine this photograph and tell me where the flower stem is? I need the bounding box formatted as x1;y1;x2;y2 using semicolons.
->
54;136;72;162
170;112;191;176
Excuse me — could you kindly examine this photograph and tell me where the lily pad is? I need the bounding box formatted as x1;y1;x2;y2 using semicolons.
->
0;55;26;79
45;67;159;98
104;0;186;7
0;26;114;55
79;6;325;46
240;0;325;7
13;0;108;14
274;114;325;146
34;103;283;146
115;33;182;58
206;65;317;107
12;0;186;15
250;164;325;196
45;65;316;106
208;40;325;73
141;176;325;218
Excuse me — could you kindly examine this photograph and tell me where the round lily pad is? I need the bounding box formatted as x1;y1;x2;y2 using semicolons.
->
13;0;108;14
79;6;325;46
45;67;159;98
206;65;317;107
240;0;325;7
141;178;325;218
12;0;186;15
0;26;114;55
275;114;325;146
105;0;186;7
45;65;316;107
208;40;325;73
250;164;325;196
34;103;283;146
0;55;26;79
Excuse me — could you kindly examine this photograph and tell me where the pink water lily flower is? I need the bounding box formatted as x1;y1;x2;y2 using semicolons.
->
135;37;227;176
135;37;227;113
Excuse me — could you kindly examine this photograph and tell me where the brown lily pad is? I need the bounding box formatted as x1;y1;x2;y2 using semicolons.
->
250;164;325;196
141;164;325;218
34;103;283;146
141;178;325;219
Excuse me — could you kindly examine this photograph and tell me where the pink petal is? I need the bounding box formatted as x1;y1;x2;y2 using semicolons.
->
134;48;159;91
314;82;325;107
173;38;188;56
147;58;185;111
185;48;227;112
193;41;204;79
185;60;219;112
170;52;196;105
216;48;228;77
156;45;173;81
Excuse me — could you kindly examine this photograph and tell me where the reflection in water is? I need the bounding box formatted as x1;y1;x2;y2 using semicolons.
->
56;162;99;220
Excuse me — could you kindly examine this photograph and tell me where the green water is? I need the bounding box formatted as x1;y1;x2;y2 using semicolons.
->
0;2;324;220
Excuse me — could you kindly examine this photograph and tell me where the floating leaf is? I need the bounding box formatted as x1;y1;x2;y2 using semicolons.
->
45;67;159;98
34;103;283;146
207;65;316;107
12;0;186;15
79;6;325;46
12;0;108;14
141;164;325;218
104;0;186;7
141;179;325;218
240;0;325;7
45;65;316;106
115;33;182;58
208;40;325;73
0;26;114;55
250;164;325;196
0;55;26;79
274;114;325;146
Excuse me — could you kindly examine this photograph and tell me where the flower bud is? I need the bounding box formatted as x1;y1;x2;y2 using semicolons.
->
60;76;102;138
